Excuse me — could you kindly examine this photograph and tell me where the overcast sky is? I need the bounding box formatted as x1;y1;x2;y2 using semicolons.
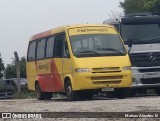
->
0;0;124;65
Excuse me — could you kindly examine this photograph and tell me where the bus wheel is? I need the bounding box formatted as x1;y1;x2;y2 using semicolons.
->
114;88;130;99
65;81;78;101
35;83;45;100
45;92;52;100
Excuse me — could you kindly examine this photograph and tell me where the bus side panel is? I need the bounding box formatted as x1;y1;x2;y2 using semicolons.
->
52;58;64;91
39;74;54;92
26;61;37;91
37;59;51;92
36;59;63;92
36;75;45;91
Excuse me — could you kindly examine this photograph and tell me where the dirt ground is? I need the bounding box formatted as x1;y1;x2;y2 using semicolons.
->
1;96;160;121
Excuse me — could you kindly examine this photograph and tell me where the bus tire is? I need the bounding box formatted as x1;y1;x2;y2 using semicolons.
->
45;92;52;100
114;88;130;99
35;83;45;100
65;80;78;101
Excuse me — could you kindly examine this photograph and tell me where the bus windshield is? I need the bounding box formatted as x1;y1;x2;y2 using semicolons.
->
121;23;160;44
70;34;126;57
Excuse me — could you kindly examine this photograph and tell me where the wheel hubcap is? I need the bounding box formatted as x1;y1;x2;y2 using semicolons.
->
67;86;72;96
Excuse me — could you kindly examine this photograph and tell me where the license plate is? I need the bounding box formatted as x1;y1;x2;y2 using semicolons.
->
143;72;160;79
102;87;114;92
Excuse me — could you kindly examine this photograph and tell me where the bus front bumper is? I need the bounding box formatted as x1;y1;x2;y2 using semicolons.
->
71;71;132;91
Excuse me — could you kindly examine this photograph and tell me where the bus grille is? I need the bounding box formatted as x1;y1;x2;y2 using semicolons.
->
91;76;122;84
129;52;160;67
92;67;120;73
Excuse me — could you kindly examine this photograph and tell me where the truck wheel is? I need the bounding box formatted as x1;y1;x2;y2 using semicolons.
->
45;92;52;100
114;88;130;99
35;83;45;100
65;81;78;101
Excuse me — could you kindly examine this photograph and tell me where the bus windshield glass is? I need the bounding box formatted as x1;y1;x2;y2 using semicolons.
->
69;34;126;57
121;23;160;44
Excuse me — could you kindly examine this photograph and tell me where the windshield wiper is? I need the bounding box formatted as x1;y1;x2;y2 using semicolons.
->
75;50;102;56
97;48;125;55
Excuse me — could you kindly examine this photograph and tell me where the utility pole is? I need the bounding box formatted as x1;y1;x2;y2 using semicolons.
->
14;51;21;98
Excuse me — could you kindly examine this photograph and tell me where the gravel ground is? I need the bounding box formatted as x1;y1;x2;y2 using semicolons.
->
0;96;160;121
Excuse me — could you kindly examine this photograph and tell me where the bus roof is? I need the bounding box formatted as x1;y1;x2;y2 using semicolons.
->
30;24;112;41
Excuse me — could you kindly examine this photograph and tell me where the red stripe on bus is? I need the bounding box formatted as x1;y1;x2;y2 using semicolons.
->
37;59;63;92
32;30;52;40
52;59;63;91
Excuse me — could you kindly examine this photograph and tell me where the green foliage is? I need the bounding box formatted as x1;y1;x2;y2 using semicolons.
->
120;0;160;15
19;57;26;78
120;0;146;14
5;57;26;79
0;53;5;79
5;63;16;78
13;90;35;99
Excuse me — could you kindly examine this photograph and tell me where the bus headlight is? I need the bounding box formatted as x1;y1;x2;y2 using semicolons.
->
75;68;90;72
122;66;131;70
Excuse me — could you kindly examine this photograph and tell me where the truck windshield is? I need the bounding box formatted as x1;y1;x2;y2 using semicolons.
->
70;34;126;57
121;24;160;44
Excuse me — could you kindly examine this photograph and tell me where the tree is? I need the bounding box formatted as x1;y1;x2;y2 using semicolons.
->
144;0;160;15
120;0;160;15
5;63;16;78
0;53;5;79
120;0;145;14
19;57;26;78
5;57;26;79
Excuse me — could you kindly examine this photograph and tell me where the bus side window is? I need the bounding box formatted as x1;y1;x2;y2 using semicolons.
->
27;41;36;61
36;38;46;60
46;36;55;58
54;34;64;57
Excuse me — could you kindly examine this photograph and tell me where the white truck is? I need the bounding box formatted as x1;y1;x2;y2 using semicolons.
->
103;13;160;95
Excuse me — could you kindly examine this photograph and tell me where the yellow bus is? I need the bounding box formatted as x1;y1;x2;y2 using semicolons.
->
26;24;132;100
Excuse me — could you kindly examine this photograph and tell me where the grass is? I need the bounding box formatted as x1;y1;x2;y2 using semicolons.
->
13;89;35;99
13;91;65;99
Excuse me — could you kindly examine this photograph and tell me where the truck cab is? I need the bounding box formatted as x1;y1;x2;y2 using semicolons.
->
103;13;160;95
